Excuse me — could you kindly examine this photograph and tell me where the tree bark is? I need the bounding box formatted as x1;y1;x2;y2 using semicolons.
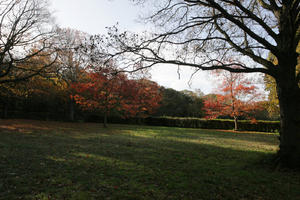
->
69;98;75;121
276;63;300;168
274;4;300;168
103;111;108;128
234;116;238;131
2;101;8;119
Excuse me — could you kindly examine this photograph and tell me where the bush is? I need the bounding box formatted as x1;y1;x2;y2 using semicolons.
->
144;117;280;132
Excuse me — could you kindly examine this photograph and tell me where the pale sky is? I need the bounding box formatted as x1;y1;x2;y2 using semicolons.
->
50;0;214;94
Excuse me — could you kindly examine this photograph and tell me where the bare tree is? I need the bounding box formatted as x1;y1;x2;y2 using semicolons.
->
103;0;300;168
0;0;57;84
55;28;89;121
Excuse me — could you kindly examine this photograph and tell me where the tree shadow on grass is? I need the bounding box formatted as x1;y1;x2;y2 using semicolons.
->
0;127;299;200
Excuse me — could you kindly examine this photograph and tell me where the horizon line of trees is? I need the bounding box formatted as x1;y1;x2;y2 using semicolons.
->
0;67;275;124
0;0;278;126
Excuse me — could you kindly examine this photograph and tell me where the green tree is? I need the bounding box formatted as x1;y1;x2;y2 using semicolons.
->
181;90;205;117
155;88;204;117
264;72;280;119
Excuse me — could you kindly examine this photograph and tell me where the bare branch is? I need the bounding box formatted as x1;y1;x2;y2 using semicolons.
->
213;16;276;73
256;0;279;11
0;52;58;84
232;0;278;42
0;0;56;83
204;0;277;54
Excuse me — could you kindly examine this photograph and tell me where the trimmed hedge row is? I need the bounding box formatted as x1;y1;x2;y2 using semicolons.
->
143;117;280;133
4;111;279;133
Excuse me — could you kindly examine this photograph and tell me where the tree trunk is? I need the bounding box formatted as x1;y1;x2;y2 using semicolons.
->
233;116;238;131
274;5;300;167
2;101;8;119
275;66;300;168
69;97;75;121
103;111;108;128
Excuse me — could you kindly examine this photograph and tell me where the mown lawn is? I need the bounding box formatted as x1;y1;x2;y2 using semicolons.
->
0;119;299;200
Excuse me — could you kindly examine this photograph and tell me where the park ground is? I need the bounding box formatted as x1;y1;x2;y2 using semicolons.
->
0;119;299;200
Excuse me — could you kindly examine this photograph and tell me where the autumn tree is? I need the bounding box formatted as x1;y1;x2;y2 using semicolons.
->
0;0;56;84
204;71;262;130
121;78;161;118
15;76;67;119
72;64;127;127
7;48;65;118
102;0;300;168
0;46;66;119
248;100;270;120
55;28;89;121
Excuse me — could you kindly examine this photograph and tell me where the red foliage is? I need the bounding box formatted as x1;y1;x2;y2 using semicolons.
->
71;68;161;119
204;71;262;120
71;68;125;114
120;79;162;118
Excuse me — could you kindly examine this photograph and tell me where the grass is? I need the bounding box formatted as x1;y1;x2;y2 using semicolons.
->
0;119;299;200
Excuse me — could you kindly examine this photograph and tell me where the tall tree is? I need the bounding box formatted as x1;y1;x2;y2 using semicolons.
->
121;78;161;118
103;0;300;168
0;0;56;84
72;67;124;128
0;48;65;119
181;89;205;117
55;28;89;121
264;43;300;119
203;71;262;130
154;88;204;117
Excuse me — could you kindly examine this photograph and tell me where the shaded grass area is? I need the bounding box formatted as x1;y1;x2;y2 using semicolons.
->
0;119;299;200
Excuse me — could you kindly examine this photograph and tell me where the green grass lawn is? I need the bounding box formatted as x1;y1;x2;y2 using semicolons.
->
0;119;299;200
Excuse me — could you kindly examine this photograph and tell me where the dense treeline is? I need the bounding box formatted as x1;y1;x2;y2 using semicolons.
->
0;75;272;124
0;0;278;126
0;76;206;122
154;88;205;118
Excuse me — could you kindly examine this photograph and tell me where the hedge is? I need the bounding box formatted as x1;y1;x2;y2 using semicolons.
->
2;111;280;133
102;116;280;133
143;117;280;133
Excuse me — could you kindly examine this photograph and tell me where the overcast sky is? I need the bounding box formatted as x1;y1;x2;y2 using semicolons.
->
50;0;214;94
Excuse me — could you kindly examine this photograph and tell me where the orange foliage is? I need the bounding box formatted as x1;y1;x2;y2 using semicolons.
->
204;71;262;120
120;79;161;118
71;69;161;118
71;68;125;113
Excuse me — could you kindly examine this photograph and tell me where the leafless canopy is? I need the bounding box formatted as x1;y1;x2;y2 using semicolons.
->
0;0;56;84
103;0;299;82
55;28;90;84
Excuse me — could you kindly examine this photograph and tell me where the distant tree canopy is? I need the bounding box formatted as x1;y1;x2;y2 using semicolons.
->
154;88;204;118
